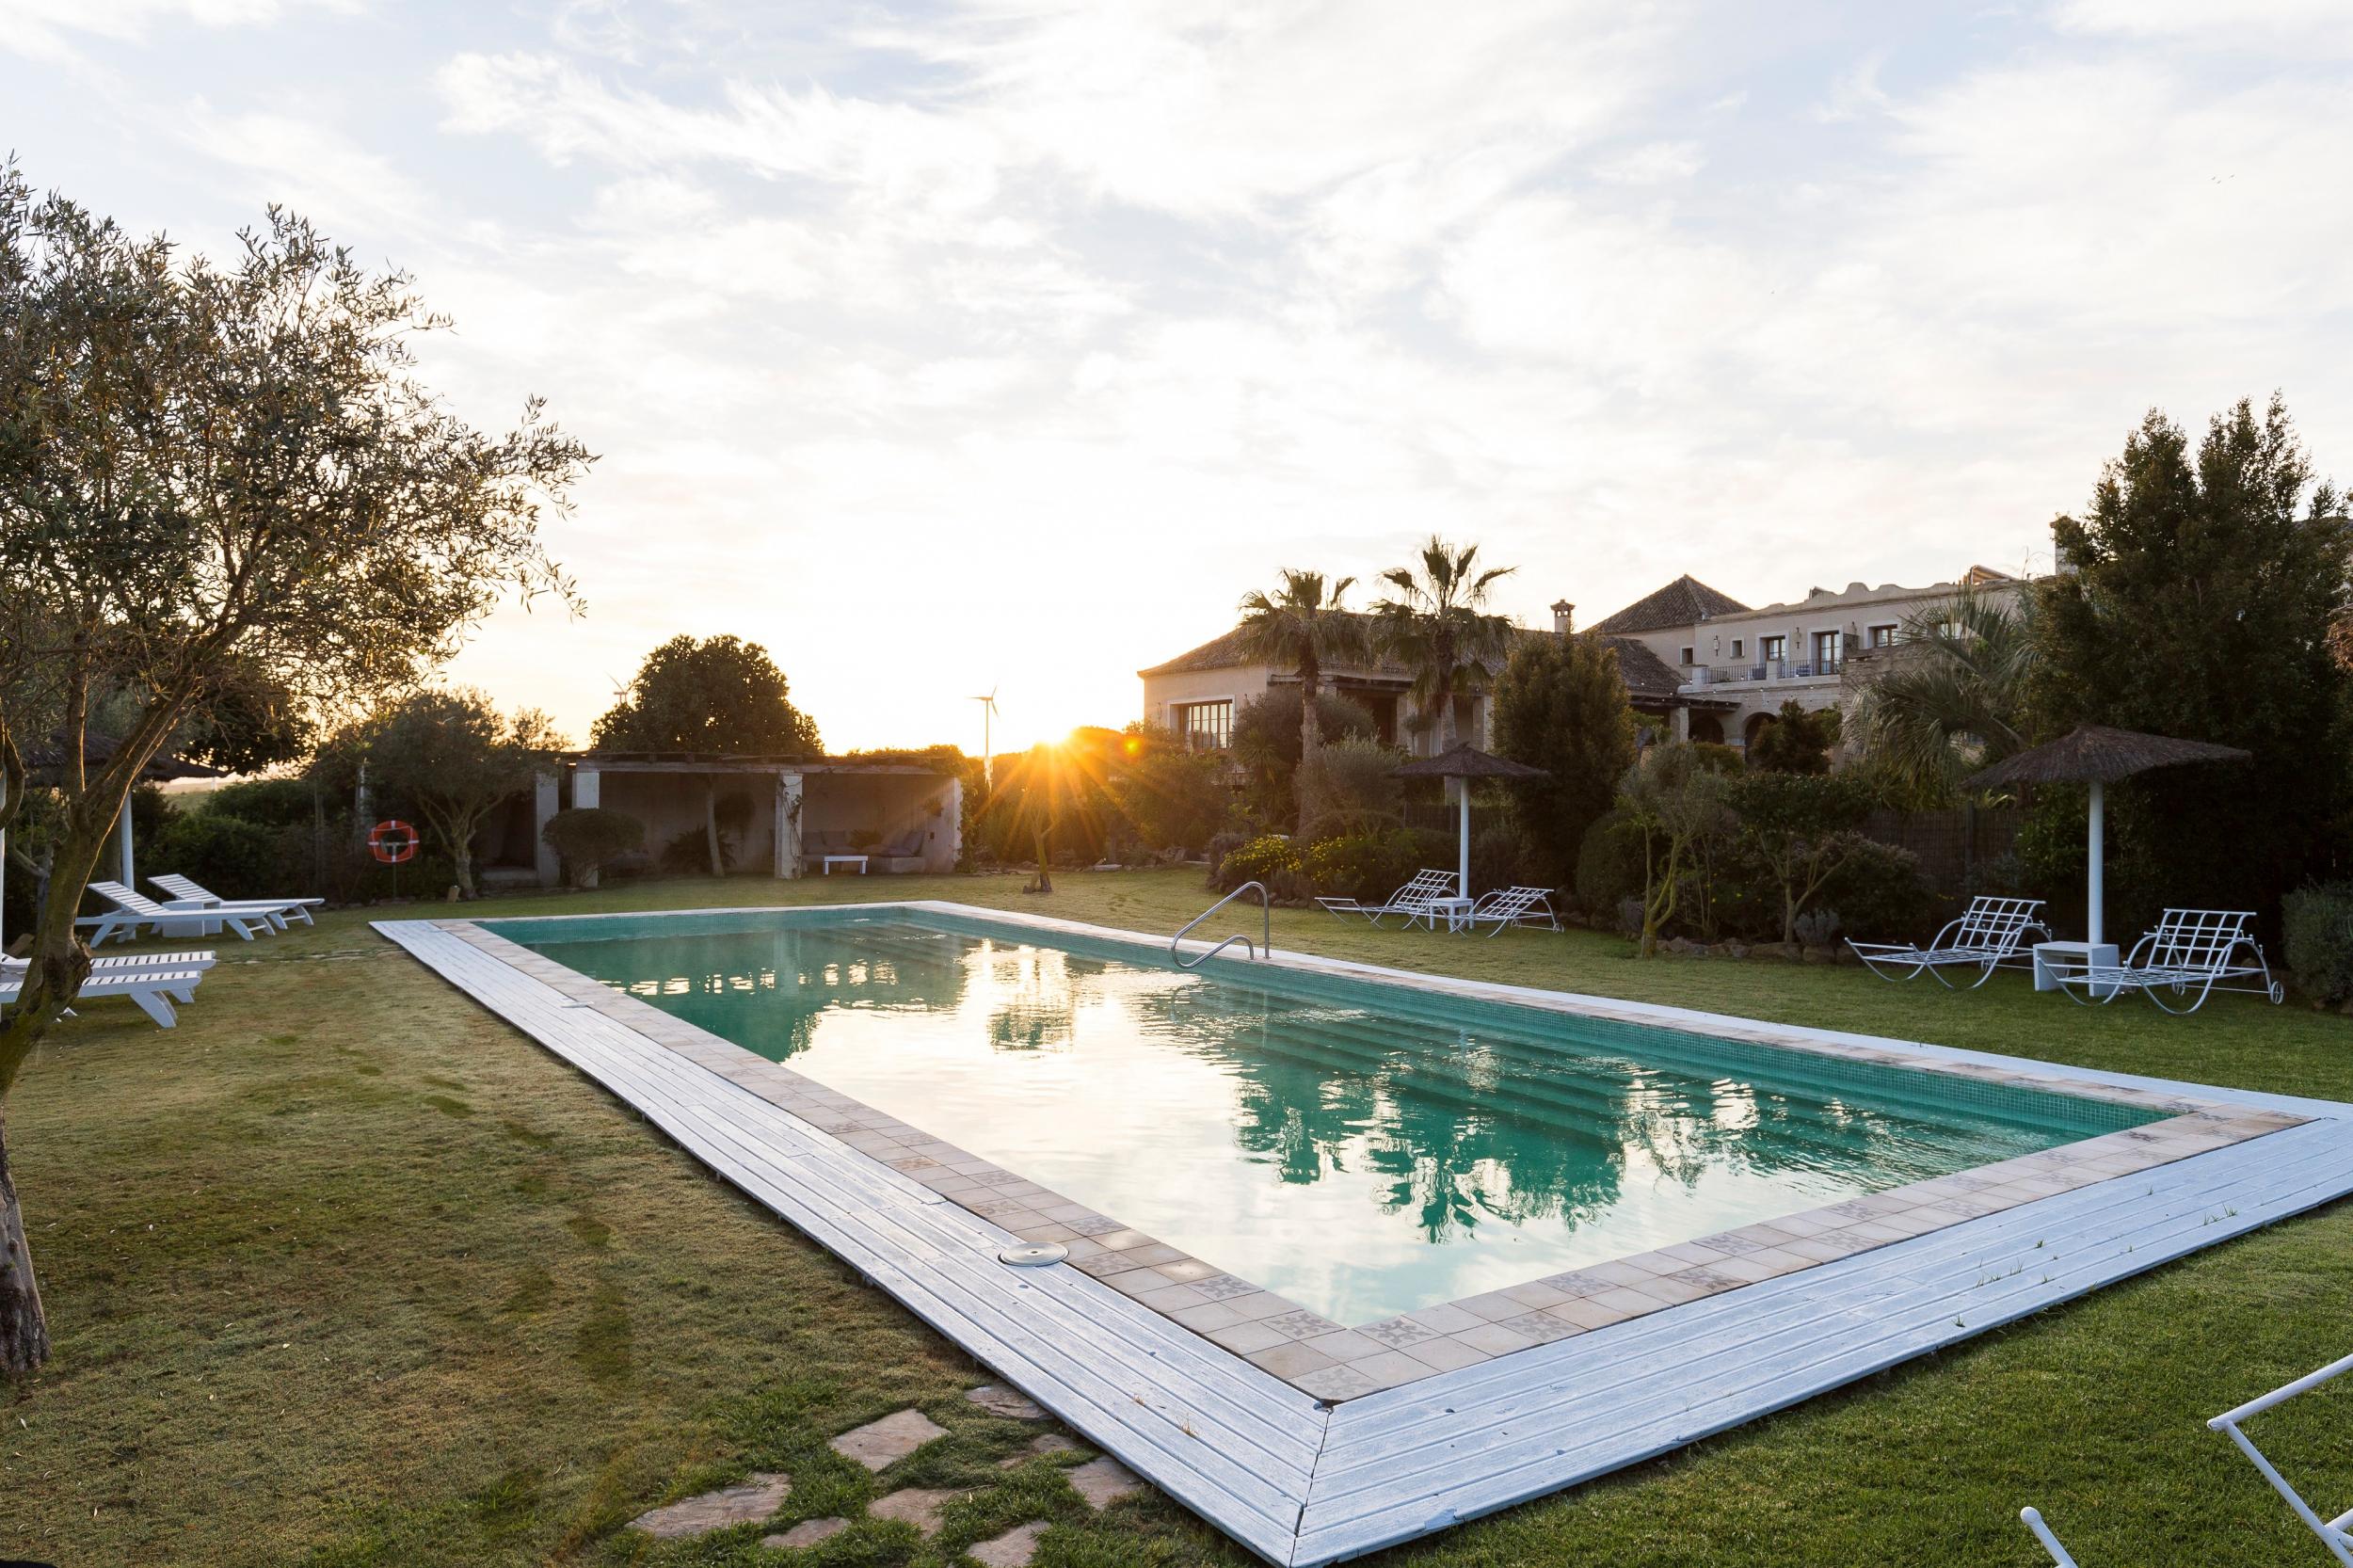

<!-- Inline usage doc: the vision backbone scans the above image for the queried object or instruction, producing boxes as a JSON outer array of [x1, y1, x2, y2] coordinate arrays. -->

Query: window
[[1760, 634, 1785, 664], [1730, 638, 1744, 659], [1679, 647, 1694, 665], [1813, 630, 1841, 670], [1176, 699, 1233, 751], [1867, 623, 1897, 648]]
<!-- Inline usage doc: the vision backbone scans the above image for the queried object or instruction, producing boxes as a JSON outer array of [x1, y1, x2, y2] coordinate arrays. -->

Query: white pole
[[1457, 784, 1470, 898], [2087, 778, 2105, 948]]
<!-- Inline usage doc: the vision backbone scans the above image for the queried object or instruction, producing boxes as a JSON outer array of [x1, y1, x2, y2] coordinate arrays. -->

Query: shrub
[[1820, 837, 1932, 942], [1574, 811, 1645, 918], [541, 808, 646, 887], [1302, 828, 1425, 905], [147, 810, 280, 900], [1204, 830, 1249, 885], [2283, 883, 2353, 1003], [1469, 818, 1536, 894], [1216, 834, 1300, 891], [203, 776, 319, 829], [1297, 738, 1406, 836]]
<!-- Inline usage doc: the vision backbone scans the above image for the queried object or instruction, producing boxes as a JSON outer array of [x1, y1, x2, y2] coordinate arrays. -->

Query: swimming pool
[[489, 905, 2160, 1324]]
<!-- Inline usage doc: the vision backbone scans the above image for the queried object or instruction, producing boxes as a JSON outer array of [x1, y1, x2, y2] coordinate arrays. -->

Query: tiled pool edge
[[452, 911, 2296, 1402], [379, 905, 2353, 1566]]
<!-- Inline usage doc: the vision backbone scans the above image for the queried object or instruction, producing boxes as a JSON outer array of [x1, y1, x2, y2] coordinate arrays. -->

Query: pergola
[[2, 733, 223, 946]]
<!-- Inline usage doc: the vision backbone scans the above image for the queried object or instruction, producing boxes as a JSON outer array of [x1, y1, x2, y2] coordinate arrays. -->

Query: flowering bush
[[1216, 833, 1300, 890]]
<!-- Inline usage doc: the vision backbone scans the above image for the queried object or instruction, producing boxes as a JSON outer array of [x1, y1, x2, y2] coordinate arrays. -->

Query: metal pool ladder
[[1173, 881, 1269, 968]]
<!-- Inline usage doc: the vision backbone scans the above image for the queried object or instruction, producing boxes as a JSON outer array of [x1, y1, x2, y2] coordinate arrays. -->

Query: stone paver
[[966, 1383, 1048, 1420], [968, 1520, 1049, 1566], [829, 1408, 948, 1471], [998, 1432, 1080, 1468], [869, 1486, 962, 1537], [762, 1516, 849, 1548], [1065, 1455, 1144, 1511], [628, 1472, 791, 1538]]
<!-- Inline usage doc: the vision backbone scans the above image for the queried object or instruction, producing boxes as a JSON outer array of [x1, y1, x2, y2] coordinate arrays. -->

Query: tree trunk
[[704, 778, 724, 877], [1296, 664, 1322, 835], [0, 1111, 49, 1378], [1032, 828, 1052, 893]]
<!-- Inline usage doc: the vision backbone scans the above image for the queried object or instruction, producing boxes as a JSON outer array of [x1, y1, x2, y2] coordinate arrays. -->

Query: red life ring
[[368, 819, 419, 865]]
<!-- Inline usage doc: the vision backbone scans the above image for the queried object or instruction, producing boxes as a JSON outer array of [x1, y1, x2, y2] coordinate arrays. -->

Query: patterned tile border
[[440, 908, 2306, 1403]]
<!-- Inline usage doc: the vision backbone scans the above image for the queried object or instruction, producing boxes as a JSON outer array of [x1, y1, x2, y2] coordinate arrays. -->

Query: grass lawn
[[5, 867, 2349, 1566]]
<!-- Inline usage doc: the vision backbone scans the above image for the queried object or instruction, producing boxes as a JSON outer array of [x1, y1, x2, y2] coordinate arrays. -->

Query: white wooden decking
[[379, 909, 2353, 1566]]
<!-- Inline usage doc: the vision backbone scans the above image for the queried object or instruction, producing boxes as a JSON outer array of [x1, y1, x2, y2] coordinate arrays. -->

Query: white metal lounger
[[151, 872, 322, 928], [2209, 1351, 2353, 1565], [1315, 868, 1459, 927], [79, 881, 280, 944], [1468, 886, 1561, 936], [0, 963, 210, 1028], [1847, 896, 2050, 988], [2046, 907, 2285, 1014]]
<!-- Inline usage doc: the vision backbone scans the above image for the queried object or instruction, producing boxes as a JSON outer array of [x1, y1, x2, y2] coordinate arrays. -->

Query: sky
[[5, 2, 2349, 754]]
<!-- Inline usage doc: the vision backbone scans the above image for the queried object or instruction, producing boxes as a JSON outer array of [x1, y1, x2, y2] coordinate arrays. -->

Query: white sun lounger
[[1467, 886, 1561, 936], [2047, 908, 2285, 1014], [78, 881, 280, 944], [2208, 1351, 2353, 1565], [150, 872, 321, 929], [1847, 896, 2050, 988], [0, 962, 210, 1028], [1315, 868, 1459, 927]]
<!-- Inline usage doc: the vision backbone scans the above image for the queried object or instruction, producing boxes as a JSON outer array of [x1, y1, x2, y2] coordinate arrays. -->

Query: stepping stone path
[[966, 1383, 1048, 1420], [762, 1516, 848, 1548], [1065, 1455, 1144, 1511], [828, 1408, 948, 1471], [869, 1485, 961, 1538], [997, 1433, 1079, 1469], [968, 1520, 1049, 1567], [627, 1472, 792, 1539]]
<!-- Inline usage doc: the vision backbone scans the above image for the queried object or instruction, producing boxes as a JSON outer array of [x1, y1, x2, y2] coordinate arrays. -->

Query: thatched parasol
[[1962, 724, 2250, 945], [1393, 743, 1548, 897]]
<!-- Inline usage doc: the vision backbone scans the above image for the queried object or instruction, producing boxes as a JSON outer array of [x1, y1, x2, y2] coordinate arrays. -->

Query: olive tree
[[0, 168, 590, 1374], [360, 690, 565, 897]]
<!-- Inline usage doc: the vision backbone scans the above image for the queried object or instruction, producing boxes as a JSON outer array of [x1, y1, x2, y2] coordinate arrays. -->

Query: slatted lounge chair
[[78, 881, 279, 944], [1315, 868, 1459, 926], [1847, 896, 2050, 988], [0, 962, 209, 1028], [2207, 1350, 2353, 1564], [2047, 908, 2285, 1014], [151, 872, 321, 928], [1468, 886, 1561, 936]]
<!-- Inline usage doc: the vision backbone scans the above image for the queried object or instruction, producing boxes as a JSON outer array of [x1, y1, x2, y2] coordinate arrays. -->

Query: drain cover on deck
[[998, 1242, 1067, 1267]]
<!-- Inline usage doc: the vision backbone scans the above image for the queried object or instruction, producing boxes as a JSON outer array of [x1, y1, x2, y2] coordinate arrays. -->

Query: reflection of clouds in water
[[528, 918, 2123, 1323]]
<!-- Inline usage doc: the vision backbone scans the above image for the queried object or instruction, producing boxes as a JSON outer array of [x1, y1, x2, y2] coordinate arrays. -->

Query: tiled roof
[[1136, 613, 1412, 679], [1600, 636, 1683, 702], [1588, 575, 1750, 635], [1141, 618, 1688, 707]]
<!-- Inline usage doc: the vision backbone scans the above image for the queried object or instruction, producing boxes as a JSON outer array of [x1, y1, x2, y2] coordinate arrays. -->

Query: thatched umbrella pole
[[1961, 725, 2250, 945], [1392, 743, 1548, 898]]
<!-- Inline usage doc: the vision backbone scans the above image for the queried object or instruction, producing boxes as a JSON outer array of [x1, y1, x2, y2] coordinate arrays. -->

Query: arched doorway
[[1742, 712, 1774, 752], [1688, 712, 1724, 744]]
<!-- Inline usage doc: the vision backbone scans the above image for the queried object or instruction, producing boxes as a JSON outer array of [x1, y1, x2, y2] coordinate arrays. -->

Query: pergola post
[[1456, 788, 1471, 898], [573, 767, 600, 888], [116, 803, 136, 889], [2086, 778, 2105, 948], [775, 772, 804, 879]]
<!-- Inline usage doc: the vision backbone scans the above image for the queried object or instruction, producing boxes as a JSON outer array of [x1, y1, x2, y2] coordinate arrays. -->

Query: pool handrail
[[1173, 881, 1269, 969]]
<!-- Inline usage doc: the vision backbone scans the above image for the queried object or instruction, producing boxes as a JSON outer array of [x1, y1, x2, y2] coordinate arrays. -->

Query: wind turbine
[[969, 687, 1000, 789]]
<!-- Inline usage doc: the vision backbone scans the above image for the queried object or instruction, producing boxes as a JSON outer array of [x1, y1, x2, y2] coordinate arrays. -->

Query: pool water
[[492, 909, 2158, 1324]]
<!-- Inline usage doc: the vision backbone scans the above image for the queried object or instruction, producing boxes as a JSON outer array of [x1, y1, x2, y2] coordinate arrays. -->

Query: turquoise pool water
[[489, 908, 2158, 1324]]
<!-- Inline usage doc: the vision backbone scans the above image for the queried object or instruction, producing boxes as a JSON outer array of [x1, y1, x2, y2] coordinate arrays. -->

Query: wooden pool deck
[[377, 906, 2353, 1565]]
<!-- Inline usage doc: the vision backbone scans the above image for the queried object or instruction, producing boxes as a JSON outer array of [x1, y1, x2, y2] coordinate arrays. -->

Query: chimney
[[1551, 599, 1575, 635]]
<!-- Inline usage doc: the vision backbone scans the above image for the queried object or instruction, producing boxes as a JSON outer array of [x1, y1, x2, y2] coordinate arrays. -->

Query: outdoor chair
[[2208, 1351, 2353, 1564], [1468, 886, 1561, 936], [77, 881, 280, 945], [1315, 868, 1459, 927], [1847, 896, 2051, 988], [150, 872, 321, 928], [0, 961, 211, 1029], [2046, 908, 2285, 1014]]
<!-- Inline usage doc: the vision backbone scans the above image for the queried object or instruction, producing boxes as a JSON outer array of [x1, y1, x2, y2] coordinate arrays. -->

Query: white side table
[[821, 855, 869, 876], [2033, 940, 2120, 1000], [1427, 896, 1476, 934]]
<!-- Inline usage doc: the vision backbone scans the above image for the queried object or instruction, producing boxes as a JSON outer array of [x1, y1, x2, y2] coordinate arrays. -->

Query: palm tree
[[1373, 536, 1517, 752], [1234, 570, 1367, 831], [1843, 584, 2038, 802]]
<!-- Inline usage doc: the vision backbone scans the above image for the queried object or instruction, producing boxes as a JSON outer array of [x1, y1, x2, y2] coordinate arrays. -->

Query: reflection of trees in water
[[965, 940, 1102, 1054]]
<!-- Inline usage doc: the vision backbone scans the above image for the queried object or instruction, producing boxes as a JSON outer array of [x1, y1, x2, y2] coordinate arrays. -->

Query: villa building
[[1138, 565, 2018, 755]]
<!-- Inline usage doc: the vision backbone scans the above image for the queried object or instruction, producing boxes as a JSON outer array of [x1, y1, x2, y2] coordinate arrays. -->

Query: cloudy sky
[[5, 2, 2348, 752]]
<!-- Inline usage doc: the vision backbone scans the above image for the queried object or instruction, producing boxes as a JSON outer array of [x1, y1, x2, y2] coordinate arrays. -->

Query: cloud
[[0, 0, 351, 61]]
